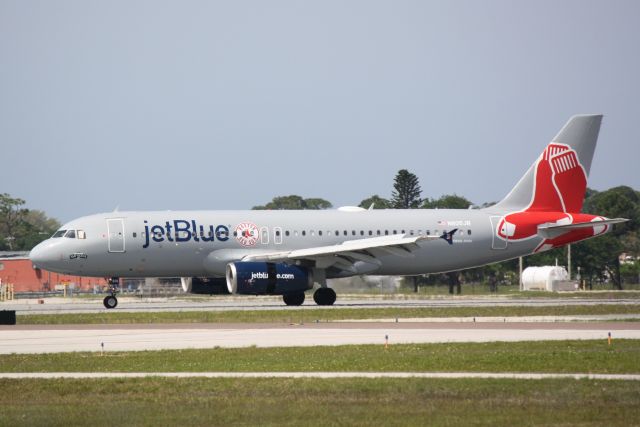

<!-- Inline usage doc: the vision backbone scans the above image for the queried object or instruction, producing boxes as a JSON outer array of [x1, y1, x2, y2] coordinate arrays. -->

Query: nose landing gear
[[103, 277, 119, 309]]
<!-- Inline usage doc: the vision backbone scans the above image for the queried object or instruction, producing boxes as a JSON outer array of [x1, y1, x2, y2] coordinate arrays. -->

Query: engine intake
[[226, 262, 313, 295]]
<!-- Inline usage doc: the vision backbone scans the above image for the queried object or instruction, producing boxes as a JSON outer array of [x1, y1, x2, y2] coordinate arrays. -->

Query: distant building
[[0, 252, 107, 292]]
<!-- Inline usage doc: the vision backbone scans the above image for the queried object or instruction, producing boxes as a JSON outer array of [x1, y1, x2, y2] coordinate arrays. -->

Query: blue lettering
[[142, 220, 231, 248], [174, 220, 192, 242], [216, 225, 230, 241], [200, 225, 215, 242], [143, 221, 150, 248], [165, 221, 174, 242], [151, 225, 165, 242]]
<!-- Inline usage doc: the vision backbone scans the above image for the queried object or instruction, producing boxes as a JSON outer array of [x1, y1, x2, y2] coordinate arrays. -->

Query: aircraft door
[[260, 227, 269, 244], [490, 216, 507, 250], [107, 218, 126, 253]]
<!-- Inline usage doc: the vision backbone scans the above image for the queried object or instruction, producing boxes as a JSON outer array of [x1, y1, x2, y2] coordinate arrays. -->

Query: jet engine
[[181, 277, 230, 294], [226, 262, 313, 295]]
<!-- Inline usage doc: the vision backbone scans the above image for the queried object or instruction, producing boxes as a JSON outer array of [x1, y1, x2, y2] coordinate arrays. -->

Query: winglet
[[440, 229, 458, 245]]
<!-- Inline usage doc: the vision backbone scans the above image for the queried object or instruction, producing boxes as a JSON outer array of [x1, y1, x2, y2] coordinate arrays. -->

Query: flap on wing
[[537, 218, 628, 239]]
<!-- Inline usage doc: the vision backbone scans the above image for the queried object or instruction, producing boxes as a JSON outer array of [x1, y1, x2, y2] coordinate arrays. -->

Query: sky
[[1, 0, 639, 223]]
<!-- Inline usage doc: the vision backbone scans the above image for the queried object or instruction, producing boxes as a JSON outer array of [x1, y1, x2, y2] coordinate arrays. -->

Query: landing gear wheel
[[283, 292, 305, 306], [103, 295, 118, 309], [313, 287, 337, 306]]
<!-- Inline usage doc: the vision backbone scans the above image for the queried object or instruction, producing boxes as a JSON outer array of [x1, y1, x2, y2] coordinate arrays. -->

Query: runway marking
[[1, 372, 639, 381]]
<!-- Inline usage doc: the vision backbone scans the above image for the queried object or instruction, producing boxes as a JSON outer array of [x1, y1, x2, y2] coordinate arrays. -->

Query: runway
[[1, 322, 638, 354], [4, 295, 640, 315]]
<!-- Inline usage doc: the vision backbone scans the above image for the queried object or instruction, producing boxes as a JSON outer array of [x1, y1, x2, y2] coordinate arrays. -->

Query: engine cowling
[[226, 262, 313, 295], [181, 277, 230, 294]]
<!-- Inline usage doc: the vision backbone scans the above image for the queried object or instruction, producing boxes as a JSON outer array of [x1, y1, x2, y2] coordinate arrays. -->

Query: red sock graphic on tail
[[549, 149, 587, 213], [528, 143, 568, 212]]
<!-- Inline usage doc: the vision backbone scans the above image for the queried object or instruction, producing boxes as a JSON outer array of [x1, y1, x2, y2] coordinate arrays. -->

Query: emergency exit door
[[107, 218, 125, 253]]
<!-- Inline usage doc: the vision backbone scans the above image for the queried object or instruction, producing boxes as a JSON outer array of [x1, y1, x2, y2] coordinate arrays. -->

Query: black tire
[[103, 295, 118, 309], [313, 288, 337, 306], [283, 292, 305, 306]]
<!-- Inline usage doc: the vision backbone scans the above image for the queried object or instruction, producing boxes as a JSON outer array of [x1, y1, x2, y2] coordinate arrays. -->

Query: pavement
[[1, 322, 638, 354], [3, 295, 640, 314]]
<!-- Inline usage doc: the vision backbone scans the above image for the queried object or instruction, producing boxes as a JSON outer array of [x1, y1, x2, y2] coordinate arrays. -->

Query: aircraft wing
[[242, 230, 457, 273], [537, 218, 628, 239]]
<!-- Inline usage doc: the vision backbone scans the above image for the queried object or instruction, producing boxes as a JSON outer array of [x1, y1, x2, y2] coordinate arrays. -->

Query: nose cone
[[29, 240, 57, 269]]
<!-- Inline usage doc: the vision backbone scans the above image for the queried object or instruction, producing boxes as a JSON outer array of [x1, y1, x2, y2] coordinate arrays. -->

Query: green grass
[[17, 303, 640, 325], [1, 340, 638, 374], [0, 377, 638, 426]]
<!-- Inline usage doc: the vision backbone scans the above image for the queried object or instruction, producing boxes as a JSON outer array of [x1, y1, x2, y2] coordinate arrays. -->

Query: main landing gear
[[282, 292, 305, 306], [103, 277, 119, 309], [281, 288, 337, 306], [313, 287, 336, 306]]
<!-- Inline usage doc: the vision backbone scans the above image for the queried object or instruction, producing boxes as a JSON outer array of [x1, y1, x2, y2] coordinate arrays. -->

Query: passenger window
[[335, 231, 339, 236], [385, 230, 389, 235], [468, 229, 472, 235], [360, 230, 364, 236], [352, 230, 356, 236], [302, 231, 306, 236], [393, 230, 397, 234], [276, 230, 281, 236], [376, 230, 381, 235], [285, 231, 290, 237], [368, 230, 373, 236], [77, 230, 86, 239], [132, 232, 137, 238], [64, 230, 76, 239], [318, 231, 322, 236], [343, 230, 347, 236]]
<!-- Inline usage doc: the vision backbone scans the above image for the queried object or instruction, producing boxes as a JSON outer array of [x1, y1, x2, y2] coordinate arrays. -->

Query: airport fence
[[0, 283, 15, 301]]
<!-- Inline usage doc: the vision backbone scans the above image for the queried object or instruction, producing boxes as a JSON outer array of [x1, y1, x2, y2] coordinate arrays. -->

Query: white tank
[[522, 266, 568, 291]]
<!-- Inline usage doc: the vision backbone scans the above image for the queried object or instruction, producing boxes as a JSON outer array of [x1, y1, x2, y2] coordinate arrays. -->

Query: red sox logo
[[235, 222, 259, 247], [497, 143, 607, 252]]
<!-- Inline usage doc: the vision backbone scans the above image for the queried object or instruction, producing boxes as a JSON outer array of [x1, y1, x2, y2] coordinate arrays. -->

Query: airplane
[[29, 114, 628, 308]]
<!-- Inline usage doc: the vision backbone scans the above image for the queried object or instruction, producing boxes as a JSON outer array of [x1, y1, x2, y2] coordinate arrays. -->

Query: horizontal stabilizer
[[537, 218, 628, 239]]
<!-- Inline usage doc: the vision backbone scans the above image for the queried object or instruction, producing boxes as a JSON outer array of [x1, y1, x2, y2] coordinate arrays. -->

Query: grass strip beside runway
[[16, 303, 640, 324], [0, 377, 638, 426], [1, 340, 638, 374]]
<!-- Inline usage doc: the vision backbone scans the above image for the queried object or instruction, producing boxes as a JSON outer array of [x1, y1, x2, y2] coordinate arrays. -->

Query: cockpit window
[[77, 230, 86, 239], [64, 230, 76, 239], [52, 230, 66, 238]]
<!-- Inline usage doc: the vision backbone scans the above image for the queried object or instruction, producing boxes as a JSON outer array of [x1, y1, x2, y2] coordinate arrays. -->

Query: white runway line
[[1, 372, 639, 381], [2, 327, 640, 354]]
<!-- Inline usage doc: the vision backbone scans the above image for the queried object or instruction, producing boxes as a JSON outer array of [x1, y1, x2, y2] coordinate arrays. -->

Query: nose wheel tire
[[283, 292, 305, 306], [103, 295, 118, 309], [313, 288, 336, 306]]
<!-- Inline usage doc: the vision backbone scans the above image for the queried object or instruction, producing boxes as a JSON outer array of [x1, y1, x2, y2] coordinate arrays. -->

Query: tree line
[[0, 193, 60, 251]]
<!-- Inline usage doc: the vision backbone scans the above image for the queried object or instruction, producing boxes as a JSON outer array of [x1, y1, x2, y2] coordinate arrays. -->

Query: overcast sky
[[1, 0, 639, 222]]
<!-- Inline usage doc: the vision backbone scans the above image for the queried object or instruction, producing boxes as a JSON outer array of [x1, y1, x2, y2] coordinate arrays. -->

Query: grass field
[[16, 303, 640, 325], [0, 377, 638, 426], [1, 340, 638, 374]]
